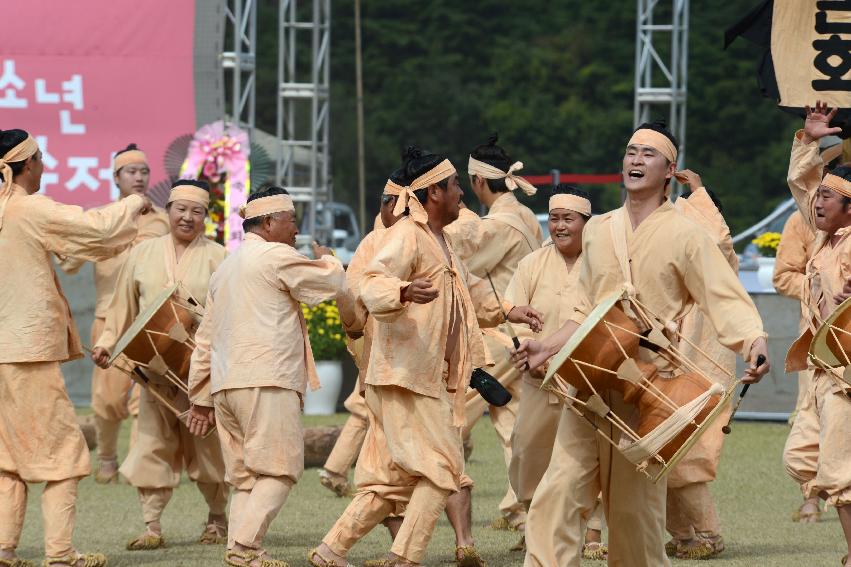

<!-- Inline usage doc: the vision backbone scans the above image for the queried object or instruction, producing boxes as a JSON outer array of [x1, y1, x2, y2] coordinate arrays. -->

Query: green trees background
[[252, 0, 800, 234]]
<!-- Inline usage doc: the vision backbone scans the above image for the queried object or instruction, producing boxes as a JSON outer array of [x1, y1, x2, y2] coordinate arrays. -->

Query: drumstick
[[722, 354, 766, 435], [484, 271, 521, 350]]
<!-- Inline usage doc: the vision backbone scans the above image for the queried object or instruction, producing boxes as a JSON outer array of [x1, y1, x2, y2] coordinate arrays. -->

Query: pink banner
[[0, 0, 197, 207]]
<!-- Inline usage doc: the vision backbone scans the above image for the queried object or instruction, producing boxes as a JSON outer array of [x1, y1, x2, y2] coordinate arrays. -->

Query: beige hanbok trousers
[[0, 362, 91, 557], [524, 393, 670, 567], [215, 387, 302, 549], [90, 317, 140, 462], [784, 370, 851, 507], [463, 333, 524, 521], [323, 383, 463, 563], [120, 386, 228, 523], [324, 389, 369, 476]]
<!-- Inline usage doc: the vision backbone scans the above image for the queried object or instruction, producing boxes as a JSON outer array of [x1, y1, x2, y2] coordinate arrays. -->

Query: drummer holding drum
[[512, 121, 769, 567], [782, 101, 851, 567], [91, 179, 229, 552]]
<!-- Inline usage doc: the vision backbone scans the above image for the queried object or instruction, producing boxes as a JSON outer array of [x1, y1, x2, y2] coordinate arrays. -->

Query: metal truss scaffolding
[[633, 0, 689, 176], [277, 0, 332, 237], [222, 0, 257, 134]]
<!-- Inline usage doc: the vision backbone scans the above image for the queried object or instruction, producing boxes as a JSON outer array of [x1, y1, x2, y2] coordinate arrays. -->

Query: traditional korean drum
[[808, 296, 851, 387], [108, 282, 205, 427], [542, 287, 734, 482]]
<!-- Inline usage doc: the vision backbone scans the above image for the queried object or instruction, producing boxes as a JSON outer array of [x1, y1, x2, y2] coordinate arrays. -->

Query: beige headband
[[113, 149, 148, 173], [0, 135, 39, 230], [627, 129, 678, 163], [467, 156, 537, 196], [168, 184, 210, 207], [822, 173, 851, 199], [384, 179, 404, 196], [549, 193, 591, 216], [238, 194, 295, 219], [392, 159, 457, 224]]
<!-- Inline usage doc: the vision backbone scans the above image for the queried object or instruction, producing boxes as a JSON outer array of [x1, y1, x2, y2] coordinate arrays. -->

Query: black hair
[[470, 133, 512, 193], [400, 145, 450, 205], [0, 129, 34, 180], [681, 186, 724, 213], [243, 185, 291, 232], [114, 143, 148, 175], [830, 165, 851, 206], [551, 184, 592, 220], [166, 179, 211, 210]]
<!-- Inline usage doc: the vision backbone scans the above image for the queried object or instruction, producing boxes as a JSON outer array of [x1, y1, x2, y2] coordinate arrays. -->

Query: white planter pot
[[303, 360, 343, 415], [757, 257, 776, 292]]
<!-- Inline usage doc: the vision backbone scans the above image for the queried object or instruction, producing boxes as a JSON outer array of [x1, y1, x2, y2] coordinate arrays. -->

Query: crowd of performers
[[1, 100, 850, 567]]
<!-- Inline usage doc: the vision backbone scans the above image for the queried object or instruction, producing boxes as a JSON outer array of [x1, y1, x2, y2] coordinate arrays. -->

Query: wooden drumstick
[[722, 354, 766, 435], [485, 271, 521, 350]]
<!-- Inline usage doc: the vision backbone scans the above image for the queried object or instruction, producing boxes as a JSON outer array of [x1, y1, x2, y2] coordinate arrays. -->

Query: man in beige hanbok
[[781, 102, 851, 567], [444, 135, 544, 531], [512, 123, 769, 567], [91, 180, 229, 551], [665, 171, 739, 559], [187, 187, 345, 567], [0, 129, 152, 567], [310, 149, 542, 567], [320, 174, 405, 498], [505, 186, 607, 559], [58, 144, 169, 483]]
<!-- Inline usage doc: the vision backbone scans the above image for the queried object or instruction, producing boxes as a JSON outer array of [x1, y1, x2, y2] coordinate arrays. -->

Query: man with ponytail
[[310, 147, 542, 567], [446, 133, 543, 533], [0, 128, 153, 567], [58, 143, 169, 484]]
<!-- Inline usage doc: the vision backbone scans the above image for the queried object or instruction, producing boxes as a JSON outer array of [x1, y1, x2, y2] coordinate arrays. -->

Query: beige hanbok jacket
[[95, 233, 226, 355], [188, 233, 344, 404], [571, 200, 764, 363], [360, 215, 509, 424], [58, 206, 169, 317], [0, 186, 146, 363], [773, 210, 816, 302]]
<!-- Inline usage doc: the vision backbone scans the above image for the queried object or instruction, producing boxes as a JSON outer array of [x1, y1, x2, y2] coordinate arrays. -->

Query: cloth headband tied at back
[[392, 159, 457, 224], [238, 194, 295, 219], [467, 156, 537, 196]]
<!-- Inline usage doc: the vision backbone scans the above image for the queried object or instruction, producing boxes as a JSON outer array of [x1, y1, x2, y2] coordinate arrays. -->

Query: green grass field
[[13, 413, 848, 566]]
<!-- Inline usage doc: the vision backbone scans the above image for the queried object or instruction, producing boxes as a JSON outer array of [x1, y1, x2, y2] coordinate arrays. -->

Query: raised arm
[[773, 211, 811, 300], [789, 102, 843, 232], [31, 194, 149, 261], [275, 242, 346, 306]]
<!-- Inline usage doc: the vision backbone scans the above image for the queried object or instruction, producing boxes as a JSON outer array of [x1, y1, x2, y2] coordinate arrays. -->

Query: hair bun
[[125, 143, 139, 151], [486, 132, 499, 146], [402, 145, 423, 162]]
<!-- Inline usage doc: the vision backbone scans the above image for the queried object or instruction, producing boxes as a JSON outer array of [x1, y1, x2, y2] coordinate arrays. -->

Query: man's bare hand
[[802, 101, 843, 144], [510, 339, 554, 371], [91, 347, 111, 369], [187, 405, 215, 437], [402, 279, 439, 304], [674, 169, 702, 189], [743, 336, 770, 384], [507, 305, 544, 333], [312, 241, 334, 258]]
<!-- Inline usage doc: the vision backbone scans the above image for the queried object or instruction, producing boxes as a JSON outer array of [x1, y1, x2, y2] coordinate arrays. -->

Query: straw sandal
[[41, 553, 107, 567], [509, 535, 526, 552], [319, 470, 352, 498], [582, 542, 608, 561], [94, 460, 118, 485], [455, 546, 485, 567], [225, 549, 288, 567], [199, 520, 228, 545], [696, 532, 725, 557], [791, 500, 821, 523], [126, 530, 165, 551], [0, 558, 34, 567], [306, 548, 355, 567]]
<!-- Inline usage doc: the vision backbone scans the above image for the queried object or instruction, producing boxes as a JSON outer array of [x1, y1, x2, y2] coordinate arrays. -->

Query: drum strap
[[483, 212, 541, 252], [610, 208, 634, 292]]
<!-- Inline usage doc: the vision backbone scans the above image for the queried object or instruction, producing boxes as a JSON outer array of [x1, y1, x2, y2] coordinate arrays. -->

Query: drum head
[[810, 295, 851, 368], [543, 287, 628, 386]]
